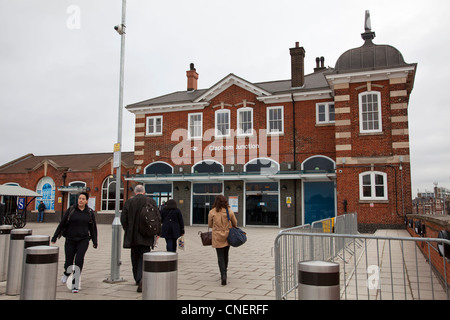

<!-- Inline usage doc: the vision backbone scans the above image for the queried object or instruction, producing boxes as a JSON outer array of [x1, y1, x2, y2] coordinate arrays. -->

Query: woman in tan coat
[[208, 195, 237, 285]]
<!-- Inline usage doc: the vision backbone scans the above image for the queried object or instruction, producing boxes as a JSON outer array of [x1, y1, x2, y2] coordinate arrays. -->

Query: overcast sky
[[1, 0, 449, 196]]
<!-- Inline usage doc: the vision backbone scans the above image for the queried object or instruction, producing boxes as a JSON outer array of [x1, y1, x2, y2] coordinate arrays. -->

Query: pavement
[[0, 222, 279, 300], [0, 222, 448, 301]]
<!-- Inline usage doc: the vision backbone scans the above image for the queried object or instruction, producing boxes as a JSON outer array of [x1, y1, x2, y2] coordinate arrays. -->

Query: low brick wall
[[405, 214, 450, 287]]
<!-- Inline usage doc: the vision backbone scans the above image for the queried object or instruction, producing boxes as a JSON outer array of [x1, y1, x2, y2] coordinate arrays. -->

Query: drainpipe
[[292, 93, 298, 226]]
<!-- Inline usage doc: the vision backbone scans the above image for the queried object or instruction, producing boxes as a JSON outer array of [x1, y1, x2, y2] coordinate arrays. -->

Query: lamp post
[[107, 0, 126, 283]]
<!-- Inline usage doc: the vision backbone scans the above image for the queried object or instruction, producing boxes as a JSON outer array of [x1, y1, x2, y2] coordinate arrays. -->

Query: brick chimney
[[290, 42, 305, 88], [186, 63, 199, 91]]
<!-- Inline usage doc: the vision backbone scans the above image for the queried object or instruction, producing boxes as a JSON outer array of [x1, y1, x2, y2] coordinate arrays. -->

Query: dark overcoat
[[121, 194, 157, 248]]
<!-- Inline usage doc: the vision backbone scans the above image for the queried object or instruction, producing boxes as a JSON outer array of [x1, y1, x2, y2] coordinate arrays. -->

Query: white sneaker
[[61, 274, 68, 284]]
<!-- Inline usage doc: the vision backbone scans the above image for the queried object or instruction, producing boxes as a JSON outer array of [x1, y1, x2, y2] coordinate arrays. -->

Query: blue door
[[304, 181, 335, 225]]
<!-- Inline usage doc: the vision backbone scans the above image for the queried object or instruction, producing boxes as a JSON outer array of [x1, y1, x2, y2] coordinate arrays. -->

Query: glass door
[[245, 182, 279, 226], [192, 183, 222, 225]]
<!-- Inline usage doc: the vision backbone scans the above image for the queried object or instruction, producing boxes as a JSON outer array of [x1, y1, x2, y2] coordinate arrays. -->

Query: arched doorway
[[301, 156, 336, 225]]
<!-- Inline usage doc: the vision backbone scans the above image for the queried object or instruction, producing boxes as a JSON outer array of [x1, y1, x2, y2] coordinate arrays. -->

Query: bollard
[[143, 252, 177, 300], [20, 235, 51, 296], [0, 225, 13, 281], [6, 228, 32, 295], [298, 260, 340, 300], [21, 245, 59, 300]]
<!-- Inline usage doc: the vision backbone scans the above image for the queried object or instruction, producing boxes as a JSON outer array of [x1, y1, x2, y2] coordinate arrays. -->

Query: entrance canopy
[[125, 170, 336, 183], [0, 185, 41, 197]]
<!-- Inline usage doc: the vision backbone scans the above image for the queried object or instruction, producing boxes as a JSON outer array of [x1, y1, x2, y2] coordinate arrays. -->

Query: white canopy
[[0, 185, 41, 197]]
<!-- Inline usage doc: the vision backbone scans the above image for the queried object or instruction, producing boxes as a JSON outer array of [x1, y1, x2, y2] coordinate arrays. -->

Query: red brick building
[[124, 17, 417, 232], [0, 14, 417, 231]]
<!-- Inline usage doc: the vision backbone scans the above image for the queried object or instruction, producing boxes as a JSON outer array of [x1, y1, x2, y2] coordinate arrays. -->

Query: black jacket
[[121, 194, 157, 248], [161, 207, 185, 239], [52, 205, 98, 246]]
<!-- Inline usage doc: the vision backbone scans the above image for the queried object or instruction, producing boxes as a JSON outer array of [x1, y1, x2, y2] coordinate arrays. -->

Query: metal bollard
[[143, 252, 177, 300], [21, 246, 59, 300], [298, 260, 340, 300], [0, 225, 13, 281], [6, 228, 32, 295]]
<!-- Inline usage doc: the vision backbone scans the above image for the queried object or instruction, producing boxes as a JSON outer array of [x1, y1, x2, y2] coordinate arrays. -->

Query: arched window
[[245, 158, 279, 175], [359, 171, 388, 201], [36, 177, 55, 211], [144, 162, 173, 207], [101, 176, 123, 211], [192, 160, 224, 174], [302, 156, 335, 173]]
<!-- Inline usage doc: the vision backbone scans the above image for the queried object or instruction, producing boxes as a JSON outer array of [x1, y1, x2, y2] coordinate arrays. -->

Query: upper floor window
[[267, 106, 284, 135], [188, 113, 203, 139], [215, 109, 230, 138], [316, 102, 335, 124], [146, 116, 163, 135], [359, 92, 382, 133], [359, 171, 387, 201], [237, 107, 253, 136]]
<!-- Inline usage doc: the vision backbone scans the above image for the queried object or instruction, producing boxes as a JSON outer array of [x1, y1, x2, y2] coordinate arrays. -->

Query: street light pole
[[108, 0, 126, 283]]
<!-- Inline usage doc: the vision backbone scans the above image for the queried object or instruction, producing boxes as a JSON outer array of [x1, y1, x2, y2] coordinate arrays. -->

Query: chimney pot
[[186, 63, 199, 91]]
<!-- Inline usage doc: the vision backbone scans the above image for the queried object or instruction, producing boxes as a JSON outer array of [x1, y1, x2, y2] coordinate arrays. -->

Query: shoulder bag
[[226, 208, 247, 247]]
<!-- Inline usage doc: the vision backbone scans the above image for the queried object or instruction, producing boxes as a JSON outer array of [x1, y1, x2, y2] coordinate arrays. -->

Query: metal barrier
[[274, 227, 450, 300]]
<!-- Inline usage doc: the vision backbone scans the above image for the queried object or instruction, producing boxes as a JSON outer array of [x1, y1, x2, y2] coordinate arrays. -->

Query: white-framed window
[[359, 171, 388, 201], [146, 116, 163, 135], [267, 106, 284, 134], [237, 107, 253, 136], [316, 102, 335, 124], [188, 113, 203, 139], [359, 92, 382, 133], [215, 109, 230, 137]]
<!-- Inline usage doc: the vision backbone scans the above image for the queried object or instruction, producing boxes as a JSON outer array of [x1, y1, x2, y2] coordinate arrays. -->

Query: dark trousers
[[216, 246, 230, 278], [64, 238, 90, 276], [131, 245, 150, 284], [165, 238, 177, 252]]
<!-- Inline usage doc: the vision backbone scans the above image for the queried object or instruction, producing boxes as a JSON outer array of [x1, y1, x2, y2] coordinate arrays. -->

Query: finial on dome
[[361, 10, 376, 43]]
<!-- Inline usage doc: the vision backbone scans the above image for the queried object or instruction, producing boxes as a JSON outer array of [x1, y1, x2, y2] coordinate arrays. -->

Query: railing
[[274, 215, 450, 300]]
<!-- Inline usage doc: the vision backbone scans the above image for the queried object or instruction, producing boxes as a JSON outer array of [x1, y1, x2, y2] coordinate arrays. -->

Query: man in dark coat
[[120, 184, 158, 292]]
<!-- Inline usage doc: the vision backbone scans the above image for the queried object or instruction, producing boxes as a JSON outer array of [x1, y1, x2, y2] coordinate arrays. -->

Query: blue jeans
[[165, 238, 177, 252], [37, 211, 44, 222]]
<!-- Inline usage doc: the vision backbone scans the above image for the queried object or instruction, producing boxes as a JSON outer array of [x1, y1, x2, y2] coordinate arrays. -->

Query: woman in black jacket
[[51, 192, 97, 293], [160, 199, 184, 252]]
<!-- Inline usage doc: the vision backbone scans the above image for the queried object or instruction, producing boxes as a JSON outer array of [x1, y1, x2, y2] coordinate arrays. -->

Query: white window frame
[[215, 109, 230, 138], [146, 116, 163, 135], [359, 171, 388, 201], [188, 113, 203, 139], [237, 107, 253, 136], [316, 102, 335, 124], [359, 91, 382, 133], [267, 106, 284, 135]]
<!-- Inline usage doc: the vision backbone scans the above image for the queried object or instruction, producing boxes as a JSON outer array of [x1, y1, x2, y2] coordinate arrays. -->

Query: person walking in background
[[121, 184, 159, 292], [160, 199, 184, 252], [37, 201, 46, 222], [208, 195, 237, 285], [51, 192, 97, 293]]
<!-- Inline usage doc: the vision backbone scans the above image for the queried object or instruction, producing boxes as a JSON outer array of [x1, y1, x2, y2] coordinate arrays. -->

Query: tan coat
[[208, 207, 237, 248]]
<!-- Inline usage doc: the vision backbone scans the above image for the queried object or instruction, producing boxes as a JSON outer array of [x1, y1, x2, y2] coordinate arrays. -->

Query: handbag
[[226, 208, 247, 247], [198, 229, 212, 246]]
